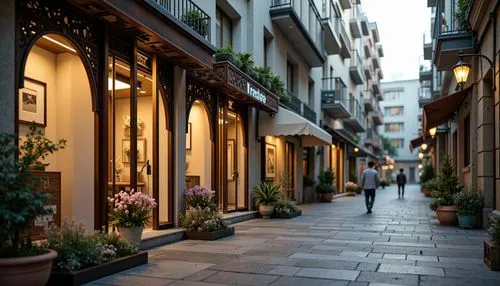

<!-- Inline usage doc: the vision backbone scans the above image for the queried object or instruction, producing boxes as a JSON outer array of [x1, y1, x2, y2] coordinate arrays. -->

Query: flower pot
[[423, 187, 432, 197], [118, 226, 144, 248], [186, 227, 235, 240], [485, 240, 500, 271], [259, 204, 275, 219], [457, 213, 477, 229], [320, 192, 333, 202], [436, 206, 458, 225], [0, 249, 57, 286]]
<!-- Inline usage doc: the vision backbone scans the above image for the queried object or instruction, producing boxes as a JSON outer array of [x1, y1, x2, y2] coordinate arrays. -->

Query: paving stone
[[367, 253, 383, 259], [90, 274, 174, 285], [416, 260, 489, 270], [169, 281, 232, 286], [204, 272, 279, 286], [295, 259, 359, 270], [125, 260, 215, 279], [209, 262, 275, 274], [356, 262, 379, 272], [444, 267, 500, 280], [438, 256, 484, 263], [356, 272, 418, 286], [235, 255, 299, 266], [340, 251, 369, 257], [294, 267, 360, 281], [406, 255, 438, 261], [268, 266, 302, 276], [419, 275, 500, 286], [150, 250, 235, 264], [382, 254, 406, 260], [347, 282, 369, 286], [377, 263, 444, 276], [270, 276, 348, 286]]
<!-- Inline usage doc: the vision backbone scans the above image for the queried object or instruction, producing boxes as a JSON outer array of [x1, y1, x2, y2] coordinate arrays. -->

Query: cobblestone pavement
[[89, 184, 500, 286]]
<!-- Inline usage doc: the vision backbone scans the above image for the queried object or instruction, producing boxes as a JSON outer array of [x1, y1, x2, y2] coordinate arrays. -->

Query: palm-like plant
[[253, 181, 281, 206], [236, 52, 255, 75]]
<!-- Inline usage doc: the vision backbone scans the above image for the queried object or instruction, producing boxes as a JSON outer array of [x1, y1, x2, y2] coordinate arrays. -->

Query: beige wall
[[23, 45, 94, 228], [186, 102, 212, 187]]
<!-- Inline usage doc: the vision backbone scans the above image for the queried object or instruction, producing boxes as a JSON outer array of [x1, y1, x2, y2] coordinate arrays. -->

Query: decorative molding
[[186, 76, 216, 139], [109, 36, 132, 61]]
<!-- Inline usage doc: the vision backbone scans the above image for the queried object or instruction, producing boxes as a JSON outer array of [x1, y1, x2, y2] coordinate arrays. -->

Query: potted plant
[[420, 163, 435, 193], [316, 169, 337, 202], [429, 156, 463, 225], [485, 215, 500, 271], [181, 9, 208, 37], [0, 126, 65, 286], [214, 46, 240, 66], [345, 181, 359, 196], [181, 186, 234, 240], [422, 179, 437, 197], [253, 66, 273, 90], [253, 181, 280, 218], [379, 179, 389, 189], [236, 52, 255, 77], [303, 175, 316, 203], [273, 199, 301, 219], [108, 190, 157, 248], [453, 187, 484, 229]]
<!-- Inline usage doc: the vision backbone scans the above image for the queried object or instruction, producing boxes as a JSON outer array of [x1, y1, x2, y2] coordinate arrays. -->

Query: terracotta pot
[[485, 240, 500, 271], [0, 249, 57, 286], [436, 206, 458, 225], [423, 187, 432, 197], [320, 192, 333, 202], [118, 226, 144, 248], [259, 204, 275, 219]]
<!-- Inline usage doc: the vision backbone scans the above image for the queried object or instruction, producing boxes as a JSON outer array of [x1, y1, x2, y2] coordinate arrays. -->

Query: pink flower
[[125, 210, 129, 214]]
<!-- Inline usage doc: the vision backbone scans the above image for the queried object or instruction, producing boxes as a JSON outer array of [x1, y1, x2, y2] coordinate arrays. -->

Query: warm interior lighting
[[418, 163, 423, 169], [389, 164, 394, 169], [452, 58, 470, 85], [418, 152, 424, 159], [108, 78, 130, 91], [421, 143, 428, 151], [331, 144, 336, 149], [42, 35, 77, 53], [140, 90, 146, 94], [429, 127, 437, 138], [354, 147, 359, 152]]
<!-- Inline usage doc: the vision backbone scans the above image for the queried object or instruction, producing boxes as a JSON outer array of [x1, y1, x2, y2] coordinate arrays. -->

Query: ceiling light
[[108, 78, 130, 90], [42, 35, 76, 53]]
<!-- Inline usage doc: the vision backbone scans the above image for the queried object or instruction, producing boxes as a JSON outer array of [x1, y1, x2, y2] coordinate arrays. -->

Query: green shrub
[[316, 169, 337, 194], [303, 175, 316, 187], [214, 46, 240, 66], [181, 206, 228, 232], [380, 179, 390, 187], [430, 156, 463, 211], [274, 200, 298, 216], [489, 215, 500, 244], [453, 187, 484, 215], [420, 163, 434, 183], [253, 181, 281, 205]]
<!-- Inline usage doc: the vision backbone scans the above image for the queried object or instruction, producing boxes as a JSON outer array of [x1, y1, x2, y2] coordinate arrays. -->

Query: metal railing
[[419, 87, 432, 99], [320, 0, 340, 37], [423, 31, 432, 45], [271, 0, 324, 50], [284, 90, 302, 114], [321, 77, 348, 105], [349, 98, 364, 123], [350, 49, 363, 71], [338, 18, 352, 51], [151, 0, 211, 41], [302, 103, 317, 123], [434, 0, 469, 37], [419, 55, 432, 73]]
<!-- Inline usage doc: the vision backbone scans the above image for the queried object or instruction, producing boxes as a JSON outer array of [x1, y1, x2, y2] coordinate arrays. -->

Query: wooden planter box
[[345, 191, 356, 197], [274, 210, 302, 219], [47, 252, 148, 286], [186, 226, 235, 241], [485, 240, 500, 271]]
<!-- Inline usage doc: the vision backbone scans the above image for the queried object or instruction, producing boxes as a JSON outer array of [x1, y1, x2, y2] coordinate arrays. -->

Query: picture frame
[[19, 77, 46, 127], [227, 139, 236, 181], [186, 123, 192, 150], [122, 139, 147, 163], [265, 143, 277, 180]]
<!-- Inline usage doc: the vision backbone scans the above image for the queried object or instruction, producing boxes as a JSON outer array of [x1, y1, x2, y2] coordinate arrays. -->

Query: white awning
[[259, 107, 332, 147]]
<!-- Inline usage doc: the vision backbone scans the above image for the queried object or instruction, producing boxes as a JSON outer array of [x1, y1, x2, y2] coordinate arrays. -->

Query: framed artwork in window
[[265, 143, 276, 180], [19, 77, 46, 127], [122, 139, 147, 163]]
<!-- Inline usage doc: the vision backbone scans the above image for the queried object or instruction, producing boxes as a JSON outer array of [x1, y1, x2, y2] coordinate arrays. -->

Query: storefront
[[14, 0, 215, 230]]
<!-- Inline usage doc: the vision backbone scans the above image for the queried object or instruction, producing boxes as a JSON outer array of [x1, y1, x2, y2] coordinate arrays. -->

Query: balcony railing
[[283, 90, 302, 115], [302, 103, 317, 123], [349, 49, 364, 84], [419, 87, 432, 100], [151, 0, 211, 41], [338, 18, 352, 53], [321, 77, 350, 118], [270, 0, 324, 51], [322, 77, 348, 103], [349, 98, 364, 123]]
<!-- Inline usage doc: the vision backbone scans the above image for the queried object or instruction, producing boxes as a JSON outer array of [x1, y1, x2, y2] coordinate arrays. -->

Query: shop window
[[302, 148, 312, 176], [464, 115, 470, 167], [390, 138, 404, 149], [226, 108, 247, 212], [385, 122, 404, 132], [384, 106, 404, 116], [186, 101, 212, 188], [216, 8, 233, 48], [285, 142, 295, 199]]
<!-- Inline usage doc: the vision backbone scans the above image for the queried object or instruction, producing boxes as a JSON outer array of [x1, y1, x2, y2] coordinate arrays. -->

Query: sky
[[362, 0, 431, 82]]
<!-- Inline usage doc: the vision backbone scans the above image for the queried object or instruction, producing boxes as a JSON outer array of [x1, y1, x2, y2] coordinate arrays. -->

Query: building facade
[[380, 80, 420, 183], [0, 0, 384, 233]]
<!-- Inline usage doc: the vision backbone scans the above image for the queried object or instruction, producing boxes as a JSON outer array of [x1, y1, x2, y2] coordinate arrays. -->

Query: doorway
[[226, 109, 247, 211], [409, 166, 416, 183]]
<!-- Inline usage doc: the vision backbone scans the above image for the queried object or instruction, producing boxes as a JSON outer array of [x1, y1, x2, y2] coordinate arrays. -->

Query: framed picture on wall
[[227, 139, 236, 181], [19, 77, 46, 127], [265, 143, 276, 180], [122, 139, 147, 163], [186, 123, 192, 150]]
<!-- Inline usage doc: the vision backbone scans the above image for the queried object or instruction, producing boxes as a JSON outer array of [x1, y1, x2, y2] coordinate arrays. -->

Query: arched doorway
[[226, 107, 248, 211], [20, 34, 95, 228], [186, 100, 213, 189]]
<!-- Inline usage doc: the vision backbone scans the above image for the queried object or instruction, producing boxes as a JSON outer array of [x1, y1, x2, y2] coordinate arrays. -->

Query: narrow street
[[89, 185, 500, 286]]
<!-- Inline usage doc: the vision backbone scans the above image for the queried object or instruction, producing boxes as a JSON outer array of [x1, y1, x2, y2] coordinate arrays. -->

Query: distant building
[[379, 80, 420, 183]]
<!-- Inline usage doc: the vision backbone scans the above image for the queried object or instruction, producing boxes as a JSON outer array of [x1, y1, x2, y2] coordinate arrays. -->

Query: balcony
[[418, 87, 432, 108], [339, 0, 352, 10], [363, 93, 376, 112], [365, 128, 382, 151], [349, 3, 362, 39], [364, 61, 372, 80], [419, 56, 432, 82], [372, 54, 380, 69], [270, 0, 326, 67], [423, 31, 432, 60], [338, 18, 352, 59], [283, 90, 302, 115], [321, 77, 350, 119], [363, 39, 371, 58], [428, 0, 437, 7], [320, 0, 341, 55], [377, 44, 384, 57], [370, 22, 380, 42], [370, 108, 383, 126], [344, 98, 365, 132], [302, 102, 317, 123], [377, 68, 384, 80], [360, 13, 369, 36], [372, 81, 382, 100], [433, 0, 475, 70], [349, 50, 364, 85]]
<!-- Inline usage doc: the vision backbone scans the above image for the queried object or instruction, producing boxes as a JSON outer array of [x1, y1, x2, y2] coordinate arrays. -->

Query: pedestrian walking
[[396, 168, 407, 198], [361, 161, 380, 214]]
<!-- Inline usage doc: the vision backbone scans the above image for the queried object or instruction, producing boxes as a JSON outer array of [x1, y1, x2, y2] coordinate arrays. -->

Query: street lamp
[[418, 163, 423, 169], [418, 152, 424, 159], [429, 127, 437, 138], [452, 58, 471, 88], [354, 147, 359, 152], [421, 143, 428, 151]]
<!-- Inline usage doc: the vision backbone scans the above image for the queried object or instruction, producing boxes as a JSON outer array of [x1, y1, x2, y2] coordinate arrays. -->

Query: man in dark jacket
[[396, 168, 407, 198]]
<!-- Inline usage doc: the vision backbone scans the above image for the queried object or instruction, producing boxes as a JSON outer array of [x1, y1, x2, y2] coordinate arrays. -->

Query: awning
[[259, 107, 332, 146], [327, 127, 379, 159], [423, 86, 472, 131], [409, 136, 425, 152]]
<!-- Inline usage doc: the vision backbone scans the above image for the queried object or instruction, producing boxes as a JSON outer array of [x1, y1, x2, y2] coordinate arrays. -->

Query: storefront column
[[248, 108, 259, 210], [173, 66, 186, 226], [0, 0, 15, 134]]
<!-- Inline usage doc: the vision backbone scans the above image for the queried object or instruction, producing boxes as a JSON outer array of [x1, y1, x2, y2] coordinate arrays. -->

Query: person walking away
[[396, 168, 407, 198], [361, 161, 379, 214]]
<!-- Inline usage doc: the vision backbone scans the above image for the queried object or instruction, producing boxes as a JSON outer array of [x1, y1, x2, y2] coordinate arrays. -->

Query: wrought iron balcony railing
[[302, 103, 317, 123]]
